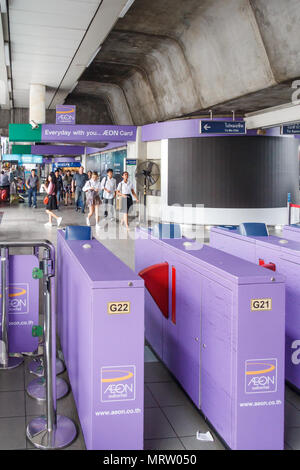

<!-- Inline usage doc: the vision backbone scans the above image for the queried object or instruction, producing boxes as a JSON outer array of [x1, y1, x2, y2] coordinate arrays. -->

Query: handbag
[[43, 196, 49, 205]]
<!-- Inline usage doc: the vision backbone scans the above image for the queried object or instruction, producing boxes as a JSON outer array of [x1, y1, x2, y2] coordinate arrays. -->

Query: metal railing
[[0, 240, 76, 449]]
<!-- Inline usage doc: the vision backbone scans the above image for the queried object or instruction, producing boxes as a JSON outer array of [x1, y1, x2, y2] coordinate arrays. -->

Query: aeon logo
[[58, 114, 74, 122], [101, 365, 136, 402], [0, 284, 29, 314], [245, 359, 277, 394]]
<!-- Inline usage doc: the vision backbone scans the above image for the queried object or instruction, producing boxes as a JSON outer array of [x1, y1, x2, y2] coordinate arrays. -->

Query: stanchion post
[[26, 241, 76, 449]]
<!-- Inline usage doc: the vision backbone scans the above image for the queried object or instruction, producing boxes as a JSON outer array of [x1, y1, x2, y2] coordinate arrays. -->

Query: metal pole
[[1, 247, 8, 366], [0, 247, 23, 370], [26, 241, 76, 449]]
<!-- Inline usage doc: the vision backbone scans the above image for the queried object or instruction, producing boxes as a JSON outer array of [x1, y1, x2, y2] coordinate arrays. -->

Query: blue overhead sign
[[2, 154, 43, 164], [281, 124, 300, 135], [200, 120, 246, 135]]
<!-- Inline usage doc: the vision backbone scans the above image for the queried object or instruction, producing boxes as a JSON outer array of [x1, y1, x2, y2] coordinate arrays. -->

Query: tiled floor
[[0, 200, 297, 450]]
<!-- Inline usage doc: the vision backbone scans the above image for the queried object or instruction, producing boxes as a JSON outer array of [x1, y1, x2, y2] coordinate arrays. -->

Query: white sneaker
[[44, 222, 53, 228], [57, 217, 62, 227], [110, 217, 115, 222], [86, 217, 91, 226]]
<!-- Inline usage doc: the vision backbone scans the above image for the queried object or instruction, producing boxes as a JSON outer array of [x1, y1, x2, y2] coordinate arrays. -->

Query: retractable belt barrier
[[135, 227, 285, 450], [0, 241, 76, 449]]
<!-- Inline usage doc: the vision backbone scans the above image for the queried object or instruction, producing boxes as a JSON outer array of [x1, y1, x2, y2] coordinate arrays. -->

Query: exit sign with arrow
[[200, 120, 246, 135]]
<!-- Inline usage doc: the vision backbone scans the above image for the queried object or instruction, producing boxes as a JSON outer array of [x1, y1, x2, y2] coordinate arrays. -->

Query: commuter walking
[[116, 171, 138, 230], [26, 168, 39, 208], [54, 169, 63, 209], [63, 170, 73, 206], [42, 173, 62, 228], [72, 166, 88, 213], [101, 168, 116, 221], [83, 171, 101, 228], [87, 170, 92, 180]]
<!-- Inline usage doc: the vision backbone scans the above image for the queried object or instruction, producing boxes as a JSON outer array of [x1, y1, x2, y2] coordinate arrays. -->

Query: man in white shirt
[[101, 169, 116, 221], [117, 171, 138, 229]]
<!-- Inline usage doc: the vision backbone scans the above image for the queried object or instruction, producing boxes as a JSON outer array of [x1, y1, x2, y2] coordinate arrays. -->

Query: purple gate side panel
[[57, 233, 93, 448], [210, 229, 256, 262], [0, 255, 39, 353], [283, 225, 300, 242], [201, 277, 234, 448], [164, 259, 201, 408], [91, 288, 144, 451], [144, 290, 164, 359], [210, 227, 300, 392], [236, 283, 285, 450]]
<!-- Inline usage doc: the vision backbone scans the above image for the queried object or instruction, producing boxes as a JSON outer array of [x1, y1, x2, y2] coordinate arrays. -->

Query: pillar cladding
[[29, 84, 46, 124]]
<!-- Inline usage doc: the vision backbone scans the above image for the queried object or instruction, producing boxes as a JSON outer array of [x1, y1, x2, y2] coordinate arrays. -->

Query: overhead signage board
[[56, 105, 76, 125], [9, 124, 137, 143], [42, 125, 137, 142], [200, 120, 246, 135], [281, 123, 300, 135], [2, 154, 43, 164]]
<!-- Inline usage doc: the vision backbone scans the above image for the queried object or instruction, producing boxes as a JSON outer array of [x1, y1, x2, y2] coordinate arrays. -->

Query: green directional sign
[[12, 144, 31, 154], [9, 124, 42, 142]]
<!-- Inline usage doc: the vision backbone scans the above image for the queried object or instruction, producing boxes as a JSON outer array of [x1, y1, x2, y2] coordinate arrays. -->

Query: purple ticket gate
[[0, 254, 39, 354], [283, 224, 300, 243], [210, 226, 300, 392], [135, 229, 285, 450], [57, 230, 144, 450]]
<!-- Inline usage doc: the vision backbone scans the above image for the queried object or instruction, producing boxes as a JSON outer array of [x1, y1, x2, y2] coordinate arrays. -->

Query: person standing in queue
[[26, 168, 39, 208], [54, 169, 63, 209], [42, 172, 62, 228], [101, 168, 116, 221], [83, 171, 101, 228], [63, 170, 73, 206], [72, 166, 88, 213], [117, 171, 138, 230]]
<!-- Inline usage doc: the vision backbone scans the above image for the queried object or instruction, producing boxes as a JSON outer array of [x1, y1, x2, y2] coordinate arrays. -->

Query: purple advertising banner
[[42, 125, 137, 143], [56, 105, 76, 125], [31, 145, 84, 155]]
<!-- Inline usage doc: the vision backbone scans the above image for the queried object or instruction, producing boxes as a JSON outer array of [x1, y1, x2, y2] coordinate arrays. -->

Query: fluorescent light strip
[[4, 42, 10, 67], [7, 78, 11, 92], [119, 0, 135, 18], [86, 45, 101, 68], [0, 0, 7, 13]]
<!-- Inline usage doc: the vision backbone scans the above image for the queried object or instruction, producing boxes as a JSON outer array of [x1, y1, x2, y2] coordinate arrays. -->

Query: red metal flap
[[139, 262, 169, 318]]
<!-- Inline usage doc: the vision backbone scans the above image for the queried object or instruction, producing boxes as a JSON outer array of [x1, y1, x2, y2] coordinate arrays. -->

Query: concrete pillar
[[29, 84, 46, 124]]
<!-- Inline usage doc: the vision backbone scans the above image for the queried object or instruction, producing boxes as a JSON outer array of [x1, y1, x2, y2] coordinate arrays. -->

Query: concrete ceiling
[[6, 0, 131, 109], [71, 0, 300, 125]]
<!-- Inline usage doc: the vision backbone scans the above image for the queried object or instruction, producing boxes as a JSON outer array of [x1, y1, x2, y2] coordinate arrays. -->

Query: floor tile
[[180, 435, 225, 451], [145, 345, 159, 363], [144, 385, 159, 408], [285, 385, 300, 410], [0, 391, 25, 417], [285, 427, 300, 450], [162, 404, 209, 437], [285, 401, 300, 427], [0, 417, 26, 450], [144, 408, 176, 439], [144, 362, 173, 383], [0, 363, 24, 391], [147, 381, 191, 407], [144, 438, 185, 450]]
